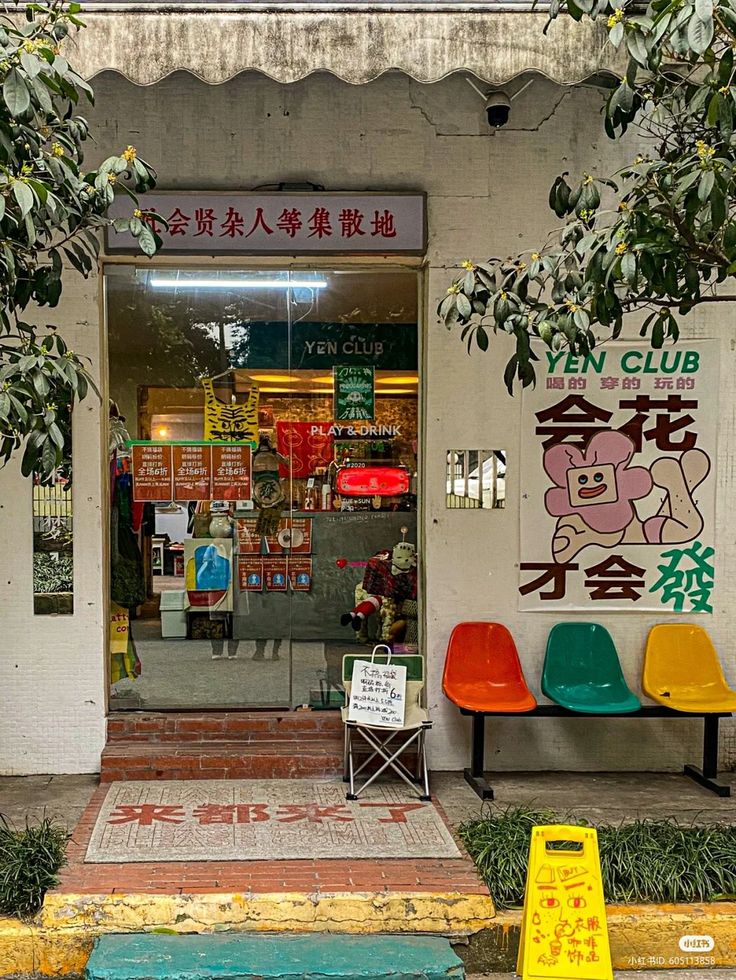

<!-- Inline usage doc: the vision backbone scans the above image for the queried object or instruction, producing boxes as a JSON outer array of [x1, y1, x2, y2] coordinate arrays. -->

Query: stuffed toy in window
[[340, 540, 417, 632]]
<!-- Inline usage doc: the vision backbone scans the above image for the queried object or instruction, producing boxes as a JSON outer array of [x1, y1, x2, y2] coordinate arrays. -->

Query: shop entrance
[[105, 267, 419, 711]]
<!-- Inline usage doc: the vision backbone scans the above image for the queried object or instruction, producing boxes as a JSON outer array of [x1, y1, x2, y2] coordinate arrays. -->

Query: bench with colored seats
[[443, 621, 736, 800]]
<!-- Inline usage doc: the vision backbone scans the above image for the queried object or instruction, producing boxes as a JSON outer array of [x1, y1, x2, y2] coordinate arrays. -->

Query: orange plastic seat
[[643, 624, 736, 713], [443, 622, 537, 713]]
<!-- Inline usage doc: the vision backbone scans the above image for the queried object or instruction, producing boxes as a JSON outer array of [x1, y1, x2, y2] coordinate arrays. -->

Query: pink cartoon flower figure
[[543, 432, 711, 563], [544, 432, 651, 563]]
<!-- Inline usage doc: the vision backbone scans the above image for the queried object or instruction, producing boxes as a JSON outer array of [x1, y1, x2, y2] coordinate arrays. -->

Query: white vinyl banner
[[519, 341, 717, 613]]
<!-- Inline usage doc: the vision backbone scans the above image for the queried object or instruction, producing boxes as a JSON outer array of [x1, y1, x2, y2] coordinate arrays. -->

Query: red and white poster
[[263, 557, 288, 592], [173, 444, 211, 501], [212, 444, 252, 500], [132, 444, 173, 501], [288, 558, 313, 592], [238, 557, 264, 592], [263, 517, 313, 555], [276, 421, 333, 479], [236, 517, 261, 554]]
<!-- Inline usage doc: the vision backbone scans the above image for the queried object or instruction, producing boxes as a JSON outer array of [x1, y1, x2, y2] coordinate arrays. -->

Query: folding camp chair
[[342, 647, 431, 801]]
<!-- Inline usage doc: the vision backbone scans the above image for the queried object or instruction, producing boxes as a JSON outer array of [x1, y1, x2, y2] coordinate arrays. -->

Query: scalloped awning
[[68, 4, 619, 87]]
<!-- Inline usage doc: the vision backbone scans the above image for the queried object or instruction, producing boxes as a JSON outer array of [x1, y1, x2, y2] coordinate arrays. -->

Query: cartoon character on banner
[[340, 533, 417, 642], [252, 434, 289, 535], [543, 431, 711, 563]]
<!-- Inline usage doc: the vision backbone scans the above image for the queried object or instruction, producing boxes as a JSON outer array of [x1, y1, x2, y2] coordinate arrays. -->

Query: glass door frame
[[99, 253, 427, 714]]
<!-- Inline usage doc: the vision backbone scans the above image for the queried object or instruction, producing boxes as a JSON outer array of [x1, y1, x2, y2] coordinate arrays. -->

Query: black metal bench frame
[[461, 706, 732, 799]]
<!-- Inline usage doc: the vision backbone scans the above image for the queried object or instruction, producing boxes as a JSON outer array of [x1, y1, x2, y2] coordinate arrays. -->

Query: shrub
[[0, 815, 69, 917], [459, 805, 736, 909]]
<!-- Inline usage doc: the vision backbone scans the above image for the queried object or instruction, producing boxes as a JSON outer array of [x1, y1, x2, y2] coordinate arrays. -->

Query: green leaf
[[456, 293, 472, 319], [503, 355, 518, 394], [3, 68, 29, 117], [475, 325, 489, 351], [12, 180, 34, 217], [687, 14, 714, 54], [698, 170, 714, 203], [626, 31, 649, 67], [19, 52, 41, 78], [621, 250, 637, 284]]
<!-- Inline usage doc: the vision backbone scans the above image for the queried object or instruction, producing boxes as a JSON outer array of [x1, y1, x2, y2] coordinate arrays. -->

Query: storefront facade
[[1, 9, 735, 775]]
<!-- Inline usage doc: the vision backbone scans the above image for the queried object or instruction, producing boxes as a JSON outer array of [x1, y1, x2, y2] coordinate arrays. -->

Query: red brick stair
[[102, 712, 345, 781]]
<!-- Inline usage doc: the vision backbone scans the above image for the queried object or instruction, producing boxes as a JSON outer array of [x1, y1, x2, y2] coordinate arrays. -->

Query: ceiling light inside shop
[[149, 277, 327, 290], [247, 374, 296, 383], [375, 376, 418, 385], [378, 388, 416, 394]]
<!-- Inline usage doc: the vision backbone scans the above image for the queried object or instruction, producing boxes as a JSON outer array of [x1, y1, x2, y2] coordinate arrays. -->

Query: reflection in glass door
[[106, 267, 419, 711]]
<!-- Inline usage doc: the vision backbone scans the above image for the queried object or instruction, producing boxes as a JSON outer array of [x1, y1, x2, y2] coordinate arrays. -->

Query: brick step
[[107, 711, 344, 743], [100, 739, 345, 782]]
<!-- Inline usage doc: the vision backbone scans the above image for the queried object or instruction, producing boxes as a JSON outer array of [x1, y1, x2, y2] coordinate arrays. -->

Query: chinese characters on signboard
[[107, 193, 425, 255], [519, 342, 717, 613], [131, 443, 251, 502], [131, 444, 174, 501]]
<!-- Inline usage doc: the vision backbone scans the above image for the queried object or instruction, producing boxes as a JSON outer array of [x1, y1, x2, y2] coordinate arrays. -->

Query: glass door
[[105, 266, 419, 711]]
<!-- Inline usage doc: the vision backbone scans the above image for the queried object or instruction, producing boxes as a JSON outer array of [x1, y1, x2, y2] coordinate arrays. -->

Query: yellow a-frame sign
[[518, 825, 613, 980]]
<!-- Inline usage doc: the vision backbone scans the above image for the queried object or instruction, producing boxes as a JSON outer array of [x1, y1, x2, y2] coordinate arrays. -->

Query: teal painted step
[[86, 934, 465, 980]]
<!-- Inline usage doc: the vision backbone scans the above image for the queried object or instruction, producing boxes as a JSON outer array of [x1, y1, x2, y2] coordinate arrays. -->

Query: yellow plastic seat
[[643, 624, 736, 713]]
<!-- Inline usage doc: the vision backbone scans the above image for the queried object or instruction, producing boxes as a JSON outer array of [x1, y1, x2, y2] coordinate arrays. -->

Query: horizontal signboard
[[107, 192, 426, 255]]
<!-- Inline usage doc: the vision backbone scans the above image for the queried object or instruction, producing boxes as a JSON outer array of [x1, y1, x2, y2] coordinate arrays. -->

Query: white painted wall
[[0, 67, 733, 773], [0, 273, 107, 774]]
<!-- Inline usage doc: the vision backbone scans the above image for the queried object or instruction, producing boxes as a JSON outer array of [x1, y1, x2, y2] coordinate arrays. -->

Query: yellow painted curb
[[492, 901, 736, 971], [0, 890, 495, 976], [41, 889, 495, 936], [6, 895, 736, 975], [0, 917, 93, 977]]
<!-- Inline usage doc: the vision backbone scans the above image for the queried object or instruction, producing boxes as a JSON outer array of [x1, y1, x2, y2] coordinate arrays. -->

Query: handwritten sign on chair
[[347, 645, 407, 728]]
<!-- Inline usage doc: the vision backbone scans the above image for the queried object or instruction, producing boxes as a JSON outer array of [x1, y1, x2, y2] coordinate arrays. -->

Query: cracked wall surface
[[0, 70, 734, 774]]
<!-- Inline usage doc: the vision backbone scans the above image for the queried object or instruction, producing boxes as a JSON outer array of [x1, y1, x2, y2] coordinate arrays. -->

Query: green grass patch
[[0, 815, 69, 917], [459, 805, 736, 909]]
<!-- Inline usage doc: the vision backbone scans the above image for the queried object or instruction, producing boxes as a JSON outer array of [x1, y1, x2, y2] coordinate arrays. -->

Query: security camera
[[485, 91, 512, 128]]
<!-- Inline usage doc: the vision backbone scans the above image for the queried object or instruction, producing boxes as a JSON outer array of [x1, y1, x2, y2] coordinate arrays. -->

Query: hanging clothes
[[202, 377, 259, 443]]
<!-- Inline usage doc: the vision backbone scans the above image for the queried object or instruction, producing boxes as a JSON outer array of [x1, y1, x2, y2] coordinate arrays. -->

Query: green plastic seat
[[542, 623, 641, 714]]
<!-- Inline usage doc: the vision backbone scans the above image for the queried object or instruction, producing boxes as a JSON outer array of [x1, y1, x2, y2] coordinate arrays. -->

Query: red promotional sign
[[263, 517, 313, 555], [212, 444, 252, 499], [173, 444, 211, 501], [263, 557, 288, 592], [236, 517, 261, 554], [288, 558, 313, 592], [276, 421, 333, 479], [238, 557, 264, 592], [132, 444, 173, 501]]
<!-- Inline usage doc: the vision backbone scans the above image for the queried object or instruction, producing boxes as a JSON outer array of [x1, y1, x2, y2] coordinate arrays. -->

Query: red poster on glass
[[212, 444, 252, 500], [238, 557, 263, 591], [263, 557, 288, 591], [236, 517, 261, 554], [288, 558, 313, 592], [276, 421, 333, 478], [263, 517, 313, 555], [173, 444, 211, 500], [132, 444, 173, 501]]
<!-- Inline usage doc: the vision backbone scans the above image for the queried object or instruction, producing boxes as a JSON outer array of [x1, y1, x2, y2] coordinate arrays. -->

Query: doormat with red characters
[[85, 779, 460, 862]]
